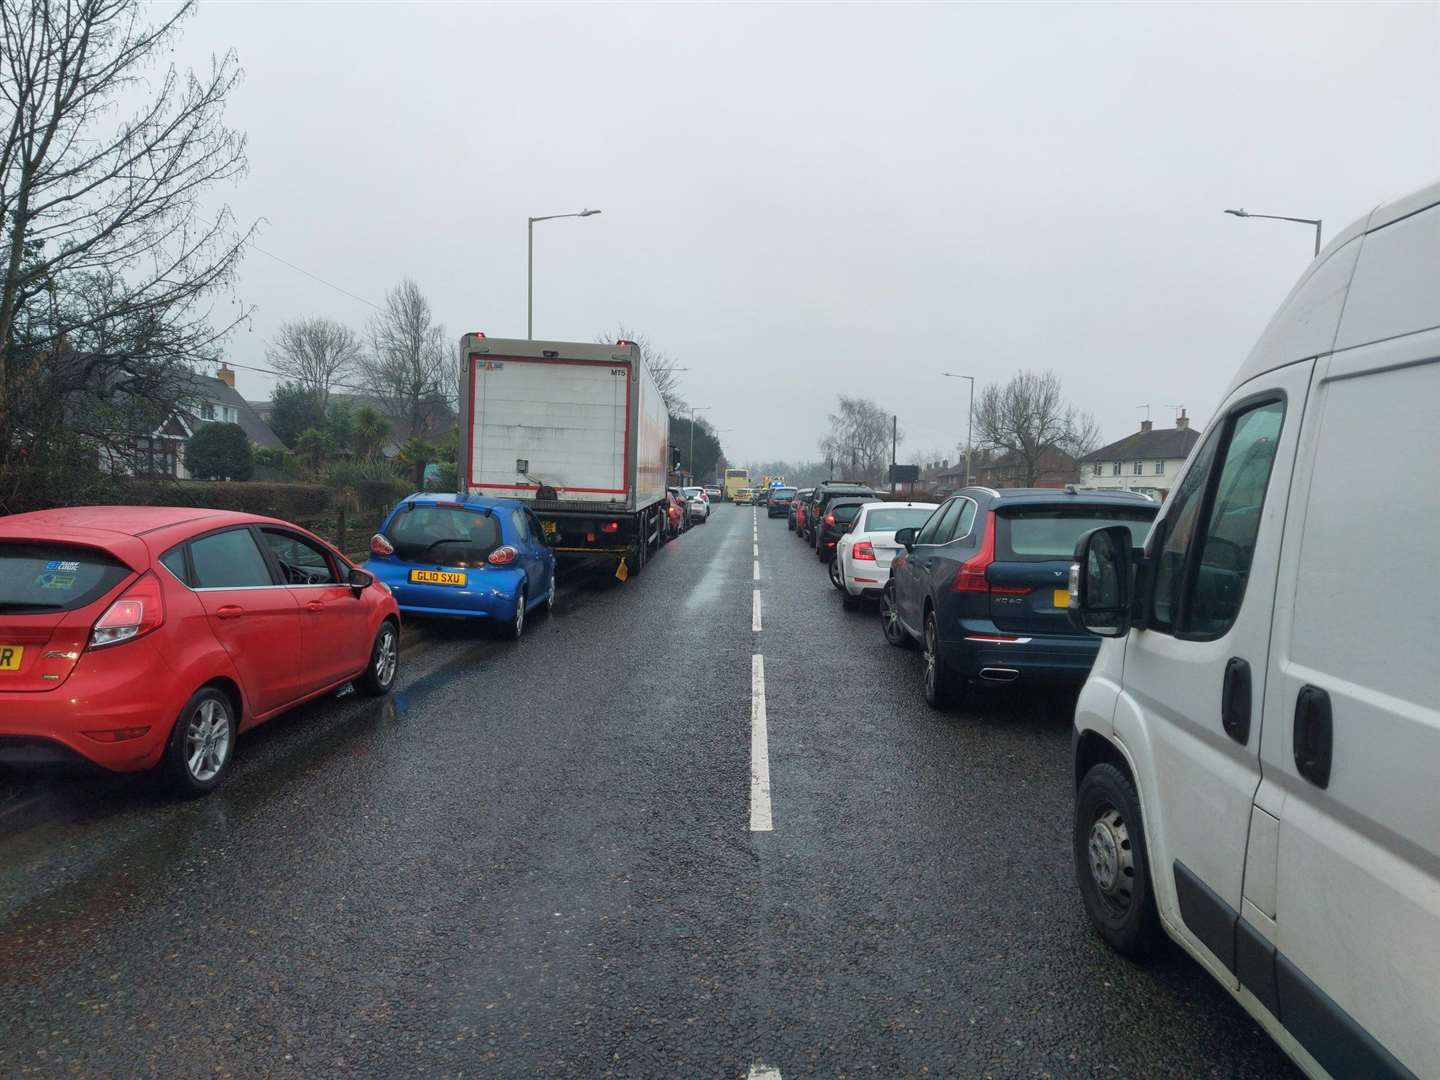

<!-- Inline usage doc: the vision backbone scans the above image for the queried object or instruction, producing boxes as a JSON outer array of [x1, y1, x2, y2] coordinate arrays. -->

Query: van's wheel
[[358, 619, 399, 696], [1075, 763, 1164, 957], [922, 610, 962, 710], [160, 686, 236, 797], [881, 582, 910, 648]]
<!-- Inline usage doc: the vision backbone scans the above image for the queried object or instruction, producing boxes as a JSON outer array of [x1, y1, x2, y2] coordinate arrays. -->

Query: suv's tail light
[[89, 572, 165, 649], [853, 541, 876, 561], [824, 512, 835, 526], [488, 546, 518, 566], [951, 516, 1031, 595], [370, 533, 394, 557]]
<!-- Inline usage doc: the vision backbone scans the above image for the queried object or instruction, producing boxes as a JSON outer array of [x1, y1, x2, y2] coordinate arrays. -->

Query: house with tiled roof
[[127, 364, 284, 478], [1078, 410, 1201, 500]]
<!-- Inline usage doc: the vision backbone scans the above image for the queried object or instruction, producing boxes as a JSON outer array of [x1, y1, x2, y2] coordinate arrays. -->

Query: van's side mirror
[[894, 526, 917, 551], [1068, 526, 1133, 637], [348, 567, 374, 596]]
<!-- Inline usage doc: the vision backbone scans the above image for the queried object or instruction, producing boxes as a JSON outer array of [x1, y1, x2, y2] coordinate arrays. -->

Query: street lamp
[[942, 373, 975, 488], [527, 209, 601, 339], [687, 406, 711, 482], [1224, 208, 1322, 257]]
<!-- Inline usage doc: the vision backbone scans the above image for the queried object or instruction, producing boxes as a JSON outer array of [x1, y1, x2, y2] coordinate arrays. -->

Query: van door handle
[[216, 605, 243, 620], [1293, 685, 1333, 789], [1221, 657, 1252, 745]]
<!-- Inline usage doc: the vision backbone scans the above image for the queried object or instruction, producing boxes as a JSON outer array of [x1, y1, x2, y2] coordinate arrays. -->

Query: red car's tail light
[[370, 533, 395, 556], [89, 572, 165, 649], [81, 726, 152, 742], [853, 541, 876, 561], [488, 546, 518, 566]]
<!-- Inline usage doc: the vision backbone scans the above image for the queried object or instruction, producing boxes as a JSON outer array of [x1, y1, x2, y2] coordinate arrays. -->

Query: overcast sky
[[179, 1, 1440, 466]]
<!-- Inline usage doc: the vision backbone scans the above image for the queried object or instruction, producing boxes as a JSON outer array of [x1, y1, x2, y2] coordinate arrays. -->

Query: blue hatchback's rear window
[[384, 506, 502, 565]]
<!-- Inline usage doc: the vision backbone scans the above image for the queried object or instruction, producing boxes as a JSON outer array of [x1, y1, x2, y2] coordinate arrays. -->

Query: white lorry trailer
[[457, 334, 671, 575]]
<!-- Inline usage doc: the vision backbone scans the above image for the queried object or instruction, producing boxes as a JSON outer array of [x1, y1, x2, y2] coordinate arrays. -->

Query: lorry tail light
[[89, 572, 165, 649], [601, 521, 620, 534], [853, 541, 876, 561], [369, 533, 394, 557], [487, 546, 518, 566]]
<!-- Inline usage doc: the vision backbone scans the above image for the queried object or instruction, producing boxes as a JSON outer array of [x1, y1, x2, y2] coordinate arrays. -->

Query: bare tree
[[819, 396, 898, 486], [265, 318, 361, 413], [0, 0, 252, 509], [596, 323, 685, 413], [360, 278, 453, 440], [973, 370, 1099, 486]]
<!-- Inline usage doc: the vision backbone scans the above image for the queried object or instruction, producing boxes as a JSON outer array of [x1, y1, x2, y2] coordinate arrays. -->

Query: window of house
[[133, 436, 177, 478], [1111, 462, 1121, 476], [1133, 460, 1144, 475], [1093, 463, 1102, 477], [224, 406, 238, 423], [1154, 460, 1164, 475], [200, 401, 215, 421]]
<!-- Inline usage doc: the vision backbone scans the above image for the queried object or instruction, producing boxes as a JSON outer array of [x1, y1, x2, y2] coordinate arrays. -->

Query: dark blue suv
[[881, 487, 1157, 708]]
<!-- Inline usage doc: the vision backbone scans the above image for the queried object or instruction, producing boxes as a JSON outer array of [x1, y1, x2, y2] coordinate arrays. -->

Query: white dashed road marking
[[748, 1067, 782, 1080], [750, 654, 772, 832], [752, 589, 762, 631]]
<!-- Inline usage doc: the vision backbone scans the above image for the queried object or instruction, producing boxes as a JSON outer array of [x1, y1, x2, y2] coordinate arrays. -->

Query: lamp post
[[1224, 208, 1322, 257], [527, 209, 601, 338], [687, 406, 711, 483], [942, 373, 976, 487]]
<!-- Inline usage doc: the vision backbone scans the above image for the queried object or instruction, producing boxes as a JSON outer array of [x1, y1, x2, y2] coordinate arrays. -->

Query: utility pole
[[891, 415, 898, 493]]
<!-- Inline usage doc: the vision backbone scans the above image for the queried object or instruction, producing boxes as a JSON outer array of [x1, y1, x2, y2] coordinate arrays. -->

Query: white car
[[681, 486, 710, 524], [831, 501, 938, 609]]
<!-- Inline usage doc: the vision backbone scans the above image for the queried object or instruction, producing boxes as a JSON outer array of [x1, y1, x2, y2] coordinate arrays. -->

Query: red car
[[0, 507, 401, 795]]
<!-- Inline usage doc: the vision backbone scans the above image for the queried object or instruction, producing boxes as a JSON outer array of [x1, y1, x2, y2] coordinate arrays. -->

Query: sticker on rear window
[[35, 572, 77, 590], [44, 560, 80, 573]]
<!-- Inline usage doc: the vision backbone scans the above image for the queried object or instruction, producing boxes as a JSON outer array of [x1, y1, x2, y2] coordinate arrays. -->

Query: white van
[[1066, 179, 1440, 1080]]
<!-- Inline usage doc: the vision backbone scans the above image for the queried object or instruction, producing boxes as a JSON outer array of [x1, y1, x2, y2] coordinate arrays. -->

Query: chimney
[[1140, 419, 1153, 433], [216, 363, 236, 388], [1176, 408, 1189, 431]]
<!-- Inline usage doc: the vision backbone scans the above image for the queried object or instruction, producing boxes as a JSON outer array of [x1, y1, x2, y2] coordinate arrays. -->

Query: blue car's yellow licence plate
[[410, 570, 466, 587]]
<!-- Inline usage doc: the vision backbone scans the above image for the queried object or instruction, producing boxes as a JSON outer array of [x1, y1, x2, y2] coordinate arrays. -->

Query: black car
[[810, 483, 879, 551], [787, 488, 813, 531], [766, 485, 798, 518], [882, 487, 1157, 708], [813, 496, 870, 562]]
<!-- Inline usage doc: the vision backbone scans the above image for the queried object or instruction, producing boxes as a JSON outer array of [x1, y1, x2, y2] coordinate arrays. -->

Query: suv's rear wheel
[[1074, 763, 1163, 958], [922, 610, 962, 709]]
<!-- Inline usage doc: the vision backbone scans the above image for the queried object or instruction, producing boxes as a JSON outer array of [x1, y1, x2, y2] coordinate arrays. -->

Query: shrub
[[185, 423, 254, 481]]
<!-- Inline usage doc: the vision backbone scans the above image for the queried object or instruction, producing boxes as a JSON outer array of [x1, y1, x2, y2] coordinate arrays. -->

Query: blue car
[[366, 494, 556, 638]]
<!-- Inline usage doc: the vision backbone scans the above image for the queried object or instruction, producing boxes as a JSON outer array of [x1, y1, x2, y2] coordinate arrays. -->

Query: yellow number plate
[[0, 645, 23, 672], [541, 520, 557, 537], [410, 570, 467, 587], [1053, 589, 1070, 609]]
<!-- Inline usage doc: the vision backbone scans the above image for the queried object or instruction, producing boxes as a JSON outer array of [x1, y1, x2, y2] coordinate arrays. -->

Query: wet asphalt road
[[0, 505, 1298, 1079]]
